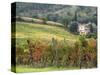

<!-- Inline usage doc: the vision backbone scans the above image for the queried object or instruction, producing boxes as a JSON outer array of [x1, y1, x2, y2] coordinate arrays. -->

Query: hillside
[[14, 21, 80, 72], [14, 21, 97, 73], [16, 22, 79, 47], [15, 2, 97, 24]]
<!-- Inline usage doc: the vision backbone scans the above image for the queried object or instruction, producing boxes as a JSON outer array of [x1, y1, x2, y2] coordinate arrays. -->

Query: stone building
[[78, 23, 90, 35]]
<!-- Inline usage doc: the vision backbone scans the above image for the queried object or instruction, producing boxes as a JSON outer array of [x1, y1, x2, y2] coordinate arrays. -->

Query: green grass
[[15, 22, 79, 48], [16, 66, 80, 73], [16, 22, 79, 41]]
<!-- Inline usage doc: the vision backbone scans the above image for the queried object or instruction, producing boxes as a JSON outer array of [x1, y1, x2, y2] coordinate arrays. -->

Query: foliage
[[16, 37, 97, 69], [15, 22, 97, 72], [16, 2, 97, 25], [79, 36, 97, 68], [69, 21, 78, 34]]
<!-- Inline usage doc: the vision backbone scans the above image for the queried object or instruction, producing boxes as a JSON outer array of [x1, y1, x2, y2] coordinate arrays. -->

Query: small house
[[78, 23, 90, 35]]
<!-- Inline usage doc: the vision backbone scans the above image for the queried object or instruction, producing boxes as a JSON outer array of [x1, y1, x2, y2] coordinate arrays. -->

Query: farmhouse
[[78, 23, 90, 35]]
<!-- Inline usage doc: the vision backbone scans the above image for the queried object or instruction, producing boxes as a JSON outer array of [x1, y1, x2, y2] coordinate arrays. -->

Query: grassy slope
[[15, 22, 79, 72], [16, 22, 79, 41]]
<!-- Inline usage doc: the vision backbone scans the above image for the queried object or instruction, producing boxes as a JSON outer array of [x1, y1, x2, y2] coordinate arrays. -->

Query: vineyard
[[12, 22, 97, 72]]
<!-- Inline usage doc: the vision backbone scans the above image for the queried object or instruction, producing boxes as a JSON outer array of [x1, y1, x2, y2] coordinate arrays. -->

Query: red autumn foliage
[[32, 41, 47, 62], [33, 47, 42, 62]]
